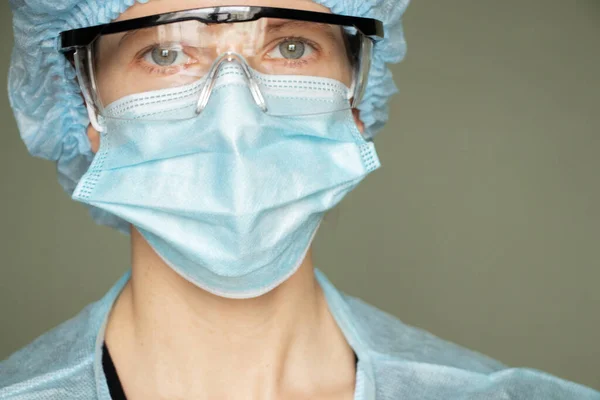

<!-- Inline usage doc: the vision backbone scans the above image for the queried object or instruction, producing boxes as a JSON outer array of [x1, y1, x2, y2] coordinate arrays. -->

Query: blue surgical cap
[[8, 0, 409, 230]]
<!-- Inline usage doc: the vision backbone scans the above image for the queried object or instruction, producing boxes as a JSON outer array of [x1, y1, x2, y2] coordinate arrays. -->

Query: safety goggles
[[59, 6, 384, 125]]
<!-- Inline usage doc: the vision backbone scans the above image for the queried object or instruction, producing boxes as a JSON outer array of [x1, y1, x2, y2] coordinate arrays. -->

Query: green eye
[[278, 40, 306, 60], [150, 48, 180, 66]]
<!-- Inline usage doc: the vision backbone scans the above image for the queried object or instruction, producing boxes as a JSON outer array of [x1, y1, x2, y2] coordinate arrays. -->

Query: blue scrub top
[[1, 269, 599, 399]]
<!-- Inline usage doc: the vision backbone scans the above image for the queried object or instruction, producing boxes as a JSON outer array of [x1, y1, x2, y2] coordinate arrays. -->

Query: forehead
[[116, 0, 331, 21]]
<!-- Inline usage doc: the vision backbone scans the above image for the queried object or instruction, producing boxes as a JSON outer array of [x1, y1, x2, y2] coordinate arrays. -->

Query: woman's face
[[85, 0, 364, 152], [94, 0, 354, 106]]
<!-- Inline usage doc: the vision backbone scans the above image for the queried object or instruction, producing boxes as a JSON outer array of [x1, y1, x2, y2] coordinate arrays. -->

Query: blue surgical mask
[[72, 65, 380, 299]]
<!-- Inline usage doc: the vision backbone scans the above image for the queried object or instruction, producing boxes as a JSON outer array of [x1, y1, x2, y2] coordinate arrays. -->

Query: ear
[[352, 108, 365, 135], [87, 124, 100, 154]]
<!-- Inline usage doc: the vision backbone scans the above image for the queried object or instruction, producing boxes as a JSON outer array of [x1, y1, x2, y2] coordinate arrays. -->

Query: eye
[[144, 47, 189, 67], [268, 39, 314, 60]]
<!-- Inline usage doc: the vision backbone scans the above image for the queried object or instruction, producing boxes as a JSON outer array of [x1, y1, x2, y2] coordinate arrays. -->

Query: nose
[[196, 52, 268, 115]]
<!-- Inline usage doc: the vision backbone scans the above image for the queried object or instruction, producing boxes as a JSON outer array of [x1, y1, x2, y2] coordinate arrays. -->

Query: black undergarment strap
[[102, 343, 128, 400], [102, 342, 358, 400]]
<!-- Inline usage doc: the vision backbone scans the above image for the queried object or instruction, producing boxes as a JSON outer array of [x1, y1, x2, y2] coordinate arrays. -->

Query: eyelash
[[265, 36, 321, 66], [133, 44, 196, 76], [133, 36, 322, 74]]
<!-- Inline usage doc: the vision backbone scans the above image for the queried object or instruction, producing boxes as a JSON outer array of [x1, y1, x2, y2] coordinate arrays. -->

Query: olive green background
[[1, 0, 599, 391]]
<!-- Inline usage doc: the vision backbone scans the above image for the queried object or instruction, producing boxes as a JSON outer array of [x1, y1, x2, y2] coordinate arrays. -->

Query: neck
[[104, 227, 356, 400]]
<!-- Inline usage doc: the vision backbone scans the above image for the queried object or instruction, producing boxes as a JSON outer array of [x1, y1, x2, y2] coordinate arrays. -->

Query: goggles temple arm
[[351, 37, 373, 108], [74, 49, 105, 133]]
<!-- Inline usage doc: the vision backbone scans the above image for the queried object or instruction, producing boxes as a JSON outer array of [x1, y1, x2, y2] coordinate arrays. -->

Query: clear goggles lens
[[74, 18, 373, 120]]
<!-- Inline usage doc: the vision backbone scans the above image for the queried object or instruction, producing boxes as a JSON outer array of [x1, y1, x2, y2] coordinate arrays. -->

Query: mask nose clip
[[196, 52, 268, 115]]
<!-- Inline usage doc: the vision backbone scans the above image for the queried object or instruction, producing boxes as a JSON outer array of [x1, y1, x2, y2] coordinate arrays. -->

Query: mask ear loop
[[74, 48, 105, 133], [196, 52, 268, 115]]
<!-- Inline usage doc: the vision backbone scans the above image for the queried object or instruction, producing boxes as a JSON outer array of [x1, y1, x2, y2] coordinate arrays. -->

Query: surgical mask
[[72, 63, 380, 299]]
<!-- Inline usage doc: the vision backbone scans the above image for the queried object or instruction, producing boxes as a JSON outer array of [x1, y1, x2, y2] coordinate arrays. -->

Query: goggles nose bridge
[[195, 52, 268, 115]]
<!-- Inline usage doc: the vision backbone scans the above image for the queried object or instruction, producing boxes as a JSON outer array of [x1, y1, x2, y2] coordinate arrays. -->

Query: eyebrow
[[265, 20, 340, 42], [115, 20, 342, 49], [118, 29, 143, 47]]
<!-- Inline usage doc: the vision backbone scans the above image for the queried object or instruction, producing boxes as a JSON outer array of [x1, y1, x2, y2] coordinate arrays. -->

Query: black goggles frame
[[59, 5, 385, 52]]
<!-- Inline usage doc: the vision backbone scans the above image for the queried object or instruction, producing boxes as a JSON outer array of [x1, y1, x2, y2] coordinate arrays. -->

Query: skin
[[88, 0, 366, 398]]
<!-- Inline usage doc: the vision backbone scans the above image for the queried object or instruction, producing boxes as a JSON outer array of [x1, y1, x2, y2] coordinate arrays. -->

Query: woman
[[2, 0, 599, 399]]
